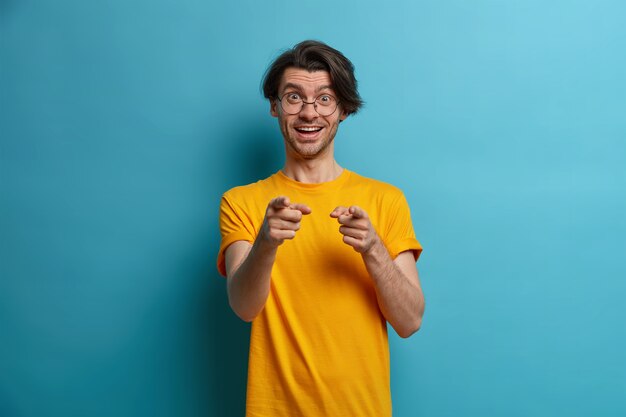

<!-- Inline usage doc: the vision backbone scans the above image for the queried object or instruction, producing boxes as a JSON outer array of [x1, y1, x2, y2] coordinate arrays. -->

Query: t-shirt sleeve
[[216, 193, 257, 277], [382, 191, 422, 262]]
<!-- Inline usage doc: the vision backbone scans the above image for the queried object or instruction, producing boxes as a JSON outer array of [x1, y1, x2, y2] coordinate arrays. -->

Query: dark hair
[[262, 40, 363, 116]]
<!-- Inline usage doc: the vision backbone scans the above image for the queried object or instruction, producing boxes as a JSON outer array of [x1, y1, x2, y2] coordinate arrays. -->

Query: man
[[217, 40, 425, 417]]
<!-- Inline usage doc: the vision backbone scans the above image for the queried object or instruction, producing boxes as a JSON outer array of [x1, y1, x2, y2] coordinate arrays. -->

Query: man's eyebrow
[[281, 83, 335, 94], [282, 83, 303, 93], [316, 85, 333, 93]]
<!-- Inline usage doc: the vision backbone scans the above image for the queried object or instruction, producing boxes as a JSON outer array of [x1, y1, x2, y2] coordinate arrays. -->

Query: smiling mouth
[[294, 126, 323, 138], [295, 126, 323, 132]]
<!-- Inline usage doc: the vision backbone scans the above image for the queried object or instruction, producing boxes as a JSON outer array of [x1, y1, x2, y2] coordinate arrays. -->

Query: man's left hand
[[330, 206, 379, 254]]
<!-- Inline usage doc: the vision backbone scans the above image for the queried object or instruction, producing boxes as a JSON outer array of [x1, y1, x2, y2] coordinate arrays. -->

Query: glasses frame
[[276, 92, 340, 116]]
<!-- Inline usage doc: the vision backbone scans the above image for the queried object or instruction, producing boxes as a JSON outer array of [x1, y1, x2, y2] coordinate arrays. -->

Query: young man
[[217, 40, 425, 417]]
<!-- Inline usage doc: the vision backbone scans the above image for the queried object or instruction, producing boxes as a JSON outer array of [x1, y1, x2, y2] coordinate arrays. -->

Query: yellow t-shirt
[[217, 169, 422, 417]]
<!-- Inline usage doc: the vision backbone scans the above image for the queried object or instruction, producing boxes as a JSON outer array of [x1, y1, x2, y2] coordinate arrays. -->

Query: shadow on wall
[[0, 392, 18, 417], [221, 113, 284, 188], [203, 114, 282, 415], [0, 0, 17, 20]]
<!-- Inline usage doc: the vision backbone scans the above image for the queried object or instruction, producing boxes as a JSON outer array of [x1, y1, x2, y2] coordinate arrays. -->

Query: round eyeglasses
[[277, 92, 339, 116]]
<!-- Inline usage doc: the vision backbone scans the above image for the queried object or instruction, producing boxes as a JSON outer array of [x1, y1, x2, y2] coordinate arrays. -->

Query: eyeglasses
[[277, 92, 339, 116]]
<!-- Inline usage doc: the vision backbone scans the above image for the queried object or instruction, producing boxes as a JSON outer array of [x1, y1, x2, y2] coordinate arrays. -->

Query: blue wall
[[2, 1, 625, 416]]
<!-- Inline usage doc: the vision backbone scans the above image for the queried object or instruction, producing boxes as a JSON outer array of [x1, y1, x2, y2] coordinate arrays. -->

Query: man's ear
[[270, 99, 279, 117], [339, 109, 348, 123]]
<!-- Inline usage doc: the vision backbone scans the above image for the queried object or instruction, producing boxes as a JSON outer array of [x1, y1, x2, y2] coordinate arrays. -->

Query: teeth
[[297, 127, 322, 131]]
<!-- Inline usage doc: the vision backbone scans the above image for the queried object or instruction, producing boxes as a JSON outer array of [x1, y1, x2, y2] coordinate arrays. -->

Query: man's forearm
[[226, 196, 311, 322], [362, 238, 424, 338], [227, 238, 277, 322]]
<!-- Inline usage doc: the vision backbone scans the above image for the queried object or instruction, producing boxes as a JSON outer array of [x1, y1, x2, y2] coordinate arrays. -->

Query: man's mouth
[[294, 126, 323, 138]]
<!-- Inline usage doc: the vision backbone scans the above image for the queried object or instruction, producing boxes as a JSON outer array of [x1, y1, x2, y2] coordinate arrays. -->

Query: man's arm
[[225, 196, 311, 322], [330, 206, 425, 338]]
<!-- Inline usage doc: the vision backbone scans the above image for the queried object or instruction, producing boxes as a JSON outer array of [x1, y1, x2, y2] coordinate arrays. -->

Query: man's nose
[[299, 101, 318, 120]]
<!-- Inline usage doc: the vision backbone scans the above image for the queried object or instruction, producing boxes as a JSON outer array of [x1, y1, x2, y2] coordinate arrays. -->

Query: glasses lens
[[315, 95, 337, 116], [280, 93, 302, 114], [279, 94, 338, 116]]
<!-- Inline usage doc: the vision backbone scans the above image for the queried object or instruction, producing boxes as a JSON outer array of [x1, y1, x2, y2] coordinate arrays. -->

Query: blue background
[[2, 1, 625, 416]]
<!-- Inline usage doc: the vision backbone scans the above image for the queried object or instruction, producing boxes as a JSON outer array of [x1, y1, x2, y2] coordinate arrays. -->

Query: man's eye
[[318, 95, 333, 104], [286, 93, 301, 102]]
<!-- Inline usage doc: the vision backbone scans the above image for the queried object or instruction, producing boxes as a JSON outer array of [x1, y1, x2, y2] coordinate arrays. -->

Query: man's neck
[[282, 158, 344, 184]]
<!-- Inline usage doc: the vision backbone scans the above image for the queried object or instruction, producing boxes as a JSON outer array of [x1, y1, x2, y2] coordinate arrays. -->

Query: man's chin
[[287, 139, 333, 160], [294, 147, 323, 160]]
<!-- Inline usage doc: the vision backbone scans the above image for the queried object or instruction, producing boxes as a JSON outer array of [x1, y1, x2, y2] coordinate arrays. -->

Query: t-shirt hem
[[386, 238, 422, 261]]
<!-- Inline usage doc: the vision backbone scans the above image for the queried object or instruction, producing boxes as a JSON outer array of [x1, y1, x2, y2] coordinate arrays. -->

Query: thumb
[[290, 203, 312, 215], [271, 196, 291, 209], [330, 206, 349, 218], [349, 206, 366, 219]]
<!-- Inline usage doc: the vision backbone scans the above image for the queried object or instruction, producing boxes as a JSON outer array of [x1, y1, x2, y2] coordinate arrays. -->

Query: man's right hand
[[225, 196, 310, 322], [260, 196, 312, 246]]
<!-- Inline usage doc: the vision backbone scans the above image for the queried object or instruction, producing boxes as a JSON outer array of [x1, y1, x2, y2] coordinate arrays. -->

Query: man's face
[[271, 67, 347, 160]]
